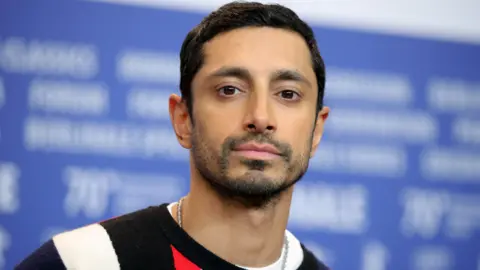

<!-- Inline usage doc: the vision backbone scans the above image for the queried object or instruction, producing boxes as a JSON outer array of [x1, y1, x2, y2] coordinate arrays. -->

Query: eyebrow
[[208, 66, 312, 88], [209, 66, 252, 82], [272, 68, 312, 88]]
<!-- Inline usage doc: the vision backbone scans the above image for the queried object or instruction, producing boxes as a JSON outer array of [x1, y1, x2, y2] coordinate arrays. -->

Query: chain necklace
[[177, 197, 289, 270]]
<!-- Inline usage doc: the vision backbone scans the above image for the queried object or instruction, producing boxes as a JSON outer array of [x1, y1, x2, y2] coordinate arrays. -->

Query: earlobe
[[310, 106, 330, 158], [169, 94, 192, 149]]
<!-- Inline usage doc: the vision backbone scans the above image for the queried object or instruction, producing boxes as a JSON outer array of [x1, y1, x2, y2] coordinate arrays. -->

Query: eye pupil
[[281, 90, 295, 99], [221, 86, 237, 95]]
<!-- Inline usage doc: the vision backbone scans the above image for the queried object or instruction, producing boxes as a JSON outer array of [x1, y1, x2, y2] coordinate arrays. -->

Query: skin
[[169, 27, 329, 267]]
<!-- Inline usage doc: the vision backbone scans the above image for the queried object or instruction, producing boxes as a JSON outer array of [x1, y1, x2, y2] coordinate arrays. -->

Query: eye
[[218, 85, 241, 96], [278, 90, 300, 101]]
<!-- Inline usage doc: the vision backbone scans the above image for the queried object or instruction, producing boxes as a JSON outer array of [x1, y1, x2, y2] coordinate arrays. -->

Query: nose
[[243, 91, 276, 134]]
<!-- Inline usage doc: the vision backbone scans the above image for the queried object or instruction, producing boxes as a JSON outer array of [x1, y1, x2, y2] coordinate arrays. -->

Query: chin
[[229, 166, 275, 177], [201, 168, 296, 209], [231, 172, 287, 188]]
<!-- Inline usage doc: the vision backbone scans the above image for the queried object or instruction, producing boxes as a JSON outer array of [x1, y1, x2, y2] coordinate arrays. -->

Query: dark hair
[[179, 1, 325, 118]]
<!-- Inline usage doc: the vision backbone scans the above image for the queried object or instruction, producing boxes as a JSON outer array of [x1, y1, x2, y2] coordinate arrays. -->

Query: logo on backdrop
[[290, 182, 368, 234], [63, 166, 184, 219]]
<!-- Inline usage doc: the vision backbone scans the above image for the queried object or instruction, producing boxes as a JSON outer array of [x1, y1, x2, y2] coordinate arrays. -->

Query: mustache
[[222, 133, 293, 161]]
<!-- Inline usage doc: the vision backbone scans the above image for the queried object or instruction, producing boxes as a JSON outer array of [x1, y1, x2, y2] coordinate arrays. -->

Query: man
[[17, 1, 330, 269]]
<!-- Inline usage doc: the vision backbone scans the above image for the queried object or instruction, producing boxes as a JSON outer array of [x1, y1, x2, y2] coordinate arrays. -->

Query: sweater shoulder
[[99, 205, 174, 269], [15, 240, 66, 270], [17, 204, 174, 270], [299, 244, 330, 270]]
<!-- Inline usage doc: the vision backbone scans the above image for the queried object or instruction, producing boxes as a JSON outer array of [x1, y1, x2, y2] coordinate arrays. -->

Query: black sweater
[[16, 204, 329, 270]]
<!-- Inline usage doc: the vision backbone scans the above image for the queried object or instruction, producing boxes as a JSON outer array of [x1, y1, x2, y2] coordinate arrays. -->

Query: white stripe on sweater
[[53, 223, 120, 270]]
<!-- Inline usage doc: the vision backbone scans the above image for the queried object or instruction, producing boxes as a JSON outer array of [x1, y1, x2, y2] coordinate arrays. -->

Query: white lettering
[[421, 148, 480, 183], [0, 226, 10, 269], [427, 78, 480, 112], [427, 77, 480, 112], [327, 68, 412, 105], [361, 241, 389, 270], [327, 109, 438, 143], [0, 162, 20, 214], [113, 174, 183, 215], [0, 37, 98, 78], [400, 188, 449, 239], [116, 51, 179, 83], [63, 166, 120, 219], [126, 88, 170, 120], [402, 188, 480, 240], [412, 246, 453, 270], [64, 166, 184, 217], [452, 118, 480, 145], [23, 117, 188, 160], [290, 183, 368, 234], [445, 193, 480, 239], [28, 79, 108, 115], [311, 142, 406, 177]]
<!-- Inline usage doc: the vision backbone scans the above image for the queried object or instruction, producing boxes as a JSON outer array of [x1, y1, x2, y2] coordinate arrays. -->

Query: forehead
[[196, 27, 316, 83]]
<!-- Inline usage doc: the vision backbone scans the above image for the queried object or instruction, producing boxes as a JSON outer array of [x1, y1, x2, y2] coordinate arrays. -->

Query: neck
[[176, 171, 293, 267]]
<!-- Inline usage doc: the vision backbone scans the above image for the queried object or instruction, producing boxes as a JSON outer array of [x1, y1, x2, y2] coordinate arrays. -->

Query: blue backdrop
[[0, 1, 479, 269]]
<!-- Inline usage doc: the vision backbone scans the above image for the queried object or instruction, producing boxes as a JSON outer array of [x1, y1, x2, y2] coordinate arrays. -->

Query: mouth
[[232, 142, 281, 160]]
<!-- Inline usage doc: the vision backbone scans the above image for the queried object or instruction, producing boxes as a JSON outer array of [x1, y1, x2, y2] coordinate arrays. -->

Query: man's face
[[175, 27, 328, 207]]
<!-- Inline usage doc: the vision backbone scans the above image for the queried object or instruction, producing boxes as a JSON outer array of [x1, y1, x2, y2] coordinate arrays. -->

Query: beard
[[190, 122, 312, 209]]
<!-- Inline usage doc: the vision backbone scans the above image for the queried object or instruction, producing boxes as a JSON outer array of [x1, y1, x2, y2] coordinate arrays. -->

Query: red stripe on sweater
[[171, 245, 201, 270]]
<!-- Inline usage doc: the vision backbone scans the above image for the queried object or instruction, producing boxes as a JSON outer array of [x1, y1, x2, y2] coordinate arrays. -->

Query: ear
[[310, 106, 330, 158], [169, 94, 193, 149]]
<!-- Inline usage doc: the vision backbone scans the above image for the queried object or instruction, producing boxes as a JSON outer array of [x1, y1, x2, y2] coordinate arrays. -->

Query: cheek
[[198, 107, 241, 140], [194, 118, 234, 152], [282, 114, 314, 136], [283, 120, 315, 152]]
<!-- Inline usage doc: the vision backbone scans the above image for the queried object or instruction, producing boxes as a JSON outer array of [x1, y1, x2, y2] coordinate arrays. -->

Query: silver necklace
[[177, 197, 289, 270]]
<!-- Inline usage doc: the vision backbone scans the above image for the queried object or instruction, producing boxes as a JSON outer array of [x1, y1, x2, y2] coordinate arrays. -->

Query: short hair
[[179, 1, 325, 118]]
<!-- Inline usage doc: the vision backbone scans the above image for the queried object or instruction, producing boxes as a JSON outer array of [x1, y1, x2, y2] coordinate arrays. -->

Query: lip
[[232, 142, 281, 160], [234, 143, 280, 155]]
